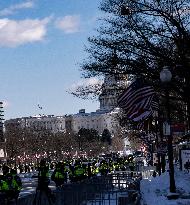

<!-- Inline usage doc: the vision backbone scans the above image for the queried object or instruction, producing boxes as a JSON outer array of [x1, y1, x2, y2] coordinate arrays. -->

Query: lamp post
[[160, 67, 176, 193]]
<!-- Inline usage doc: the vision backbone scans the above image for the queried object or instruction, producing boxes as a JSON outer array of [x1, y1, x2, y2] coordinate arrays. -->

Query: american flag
[[135, 96, 159, 131], [136, 121, 145, 130], [151, 96, 159, 111], [117, 79, 155, 122]]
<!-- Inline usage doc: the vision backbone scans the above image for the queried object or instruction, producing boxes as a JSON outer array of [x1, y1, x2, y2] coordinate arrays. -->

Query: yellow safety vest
[[75, 167, 84, 176], [55, 172, 65, 179], [0, 180, 9, 191]]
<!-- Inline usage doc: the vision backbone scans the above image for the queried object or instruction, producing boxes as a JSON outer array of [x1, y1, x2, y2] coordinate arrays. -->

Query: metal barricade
[[58, 172, 141, 205], [140, 166, 156, 179]]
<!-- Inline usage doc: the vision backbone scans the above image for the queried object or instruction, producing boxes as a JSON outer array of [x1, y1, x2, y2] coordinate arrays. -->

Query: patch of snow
[[140, 167, 190, 205]]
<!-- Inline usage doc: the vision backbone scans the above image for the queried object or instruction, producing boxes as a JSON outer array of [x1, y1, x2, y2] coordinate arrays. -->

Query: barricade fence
[[54, 172, 141, 205], [16, 171, 144, 205]]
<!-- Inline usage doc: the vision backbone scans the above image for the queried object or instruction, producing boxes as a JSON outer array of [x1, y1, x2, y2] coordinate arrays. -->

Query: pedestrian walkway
[[140, 166, 190, 205]]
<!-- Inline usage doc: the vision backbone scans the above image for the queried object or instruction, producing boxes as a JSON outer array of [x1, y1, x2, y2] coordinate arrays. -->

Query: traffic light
[[0, 102, 4, 142]]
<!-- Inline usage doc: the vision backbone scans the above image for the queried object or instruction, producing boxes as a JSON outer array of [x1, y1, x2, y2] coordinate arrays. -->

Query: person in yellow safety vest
[[95, 166, 100, 175], [99, 160, 109, 176], [0, 177, 9, 205], [73, 161, 86, 182], [118, 158, 126, 171], [2, 164, 9, 176], [51, 162, 67, 187], [91, 162, 99, 176], [36, 159, 55, 203], [87, 163, 93, 178], [113, 161, 120, 171], [38, 159, 50, 189], [0, 178, 9, 191], [10, 169, 22, 196], [68, 161, 75, 183], [10, 169, 22, 185], [108, 160, 114, 173], [128, 160, 135, 171], [3, 172, 21, 201], [0, 181, 8, 190]]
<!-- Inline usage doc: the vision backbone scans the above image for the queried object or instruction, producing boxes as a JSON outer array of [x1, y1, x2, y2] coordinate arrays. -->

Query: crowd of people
[[0, 164, 22, 204], [0, 154, 138, 203]]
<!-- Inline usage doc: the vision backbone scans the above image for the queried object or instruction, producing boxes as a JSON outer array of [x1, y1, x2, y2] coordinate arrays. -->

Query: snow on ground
[[141, 167, 190, 205]]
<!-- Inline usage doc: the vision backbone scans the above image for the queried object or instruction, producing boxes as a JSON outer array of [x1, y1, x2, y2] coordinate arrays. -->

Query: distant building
[[5, 115, 66, 133], [65, 115, 73, 133], [99, 74, 128, 112], [70, 74, 128, 135], [71, 108, 120, 135], [5, 74, 128, 136], [0, 102, 6, 161], [0, 102, 4, 142]]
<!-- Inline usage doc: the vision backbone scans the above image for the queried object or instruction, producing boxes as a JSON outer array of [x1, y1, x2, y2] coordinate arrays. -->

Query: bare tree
[[111, 129, 125, 152], [76, 0, 190, 128]]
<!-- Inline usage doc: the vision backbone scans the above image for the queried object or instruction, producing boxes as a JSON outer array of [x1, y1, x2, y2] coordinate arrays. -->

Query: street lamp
[[160, 67, 172, 83], [160, 67, 176, 194]]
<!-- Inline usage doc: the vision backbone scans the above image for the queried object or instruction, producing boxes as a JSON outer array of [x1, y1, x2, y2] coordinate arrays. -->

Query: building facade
[[99, 74, 128, 112], [69, 74, 127, 135], [5, 74, 127, 136], [0, 102, 4, 142], [71, 109, 120, 135], [0, 102, 6, 161], [5, 115, 66, 134]]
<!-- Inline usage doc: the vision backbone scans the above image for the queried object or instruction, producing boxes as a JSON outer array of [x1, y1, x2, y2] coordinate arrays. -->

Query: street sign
[[180, 149, 190, 171], [163, 121, 171, 135]]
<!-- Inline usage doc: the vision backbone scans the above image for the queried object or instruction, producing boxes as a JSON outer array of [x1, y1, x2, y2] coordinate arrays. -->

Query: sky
[[0, 0, 102, 120]]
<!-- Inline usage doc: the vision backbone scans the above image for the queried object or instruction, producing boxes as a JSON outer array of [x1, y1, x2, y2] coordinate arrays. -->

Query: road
[[18, 170, 143, 205], [19, 171, 56, 198], [9, 165, 155, 204]]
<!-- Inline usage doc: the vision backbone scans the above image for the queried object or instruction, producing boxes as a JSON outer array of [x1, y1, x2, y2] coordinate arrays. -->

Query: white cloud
[[0, 1, 34, 16], [70, 77, 103, 90], [0, 17, 50, 47], [55, 15, 81, 34]]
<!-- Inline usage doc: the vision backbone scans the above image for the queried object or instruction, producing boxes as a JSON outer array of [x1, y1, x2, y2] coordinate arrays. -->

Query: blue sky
[[0, 0, 102, 120]]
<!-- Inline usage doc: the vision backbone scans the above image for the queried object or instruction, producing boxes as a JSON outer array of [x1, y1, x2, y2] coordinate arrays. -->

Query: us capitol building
[[4, 74, 128, 136]]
